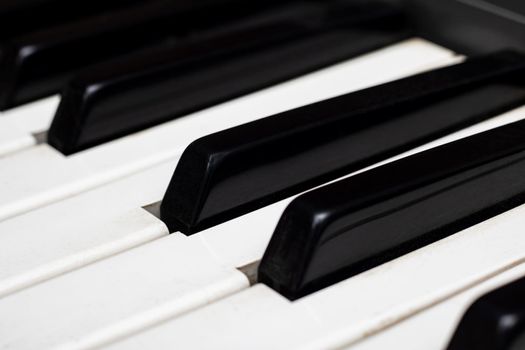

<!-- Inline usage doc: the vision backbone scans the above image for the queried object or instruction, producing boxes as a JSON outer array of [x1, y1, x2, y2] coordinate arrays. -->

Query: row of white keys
[[0, 96, 59, 156], [0, 160, 175, 298], [104, 199, 525, 350], [91, 100, 525, 348], [4, 91, 525, 348], [0, 39, 456, 222], [0, 41, 463, 349], [0, 234, 250, 350], [0, 39, 459, 301], [349, 262, 525, 350]]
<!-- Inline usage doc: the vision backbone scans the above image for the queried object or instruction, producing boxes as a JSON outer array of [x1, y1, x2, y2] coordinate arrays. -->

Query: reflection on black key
[[0, 0, 278, 109], [447, 276, 525, 350], [259, 120, 525, 300], [47, 0, 409, 155], [160, 51, 525, 234]]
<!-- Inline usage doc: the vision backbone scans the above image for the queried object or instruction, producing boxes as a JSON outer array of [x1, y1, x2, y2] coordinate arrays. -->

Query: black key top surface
[[447, 276, 525, 350], [160, 51, 525, 234], [259, 119, 525, 300], [47, 0, 409, 154]]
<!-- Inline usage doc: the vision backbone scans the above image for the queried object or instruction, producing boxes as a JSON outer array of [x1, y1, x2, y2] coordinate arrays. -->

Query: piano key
[[0, 160, 174, 298], [0, 0, 276, 109], [0, 123, 35, 156], [48, 0, 409, 154], [0, 96, 58, 156], [160, 50, 525, 234], [350, 262, 525, 350], [447, 276, 525, 350], [103, 197, 525, 350], [0, 234, 249, 350], [0, 39, 454, 222]]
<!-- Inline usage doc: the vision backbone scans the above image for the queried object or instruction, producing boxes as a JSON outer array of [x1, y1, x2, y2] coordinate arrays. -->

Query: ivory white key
[[103, 199, 525, 350], [0, 160, 175, 298], [349, 263, 525, 350], [0, 96, 58, 156], [0, 39, 457, 222]]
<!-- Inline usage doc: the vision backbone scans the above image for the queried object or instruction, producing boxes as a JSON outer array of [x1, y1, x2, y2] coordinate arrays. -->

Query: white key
[[0, 234, 249, 350], [0, 160, 175, 298], [0, 39, 457, 222], [0, 96, 58, 156], [348, 263, 525, 350], [103, 201, 525, 350]]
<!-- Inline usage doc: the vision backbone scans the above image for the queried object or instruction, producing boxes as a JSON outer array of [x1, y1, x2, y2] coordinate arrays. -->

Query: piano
[[0, 0, 524, 349]]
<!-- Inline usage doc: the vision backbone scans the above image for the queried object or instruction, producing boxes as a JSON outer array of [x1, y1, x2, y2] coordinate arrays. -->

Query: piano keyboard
[[1, 1, 525, 349]]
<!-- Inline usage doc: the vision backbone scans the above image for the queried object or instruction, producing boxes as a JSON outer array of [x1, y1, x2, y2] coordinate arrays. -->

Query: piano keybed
[[0, 1, 525, 349]]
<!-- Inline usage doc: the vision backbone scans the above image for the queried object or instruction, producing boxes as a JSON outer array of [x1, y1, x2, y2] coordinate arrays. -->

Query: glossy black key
[[258, 119, 525, 300], [47, 0, 410, 155], [447, 276, 525, 350], [159, 50, 525, 234], [0, 0, 143, 40], [0, 0, 279, 109]]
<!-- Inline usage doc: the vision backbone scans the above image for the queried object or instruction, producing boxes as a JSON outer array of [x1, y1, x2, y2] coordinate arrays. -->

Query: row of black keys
[[0, 0, 409, 153], [156, 50, 525, 299]]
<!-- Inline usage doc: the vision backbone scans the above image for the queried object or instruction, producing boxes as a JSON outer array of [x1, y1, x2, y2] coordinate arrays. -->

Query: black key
[[0, 0, 279, 109], [0, 0, 144, 39], [447, 276, 525, 350], [408, 0, 525, 54], [258, 119, 525, 300], [159, 50, 525, 234], [47, 0, 410, 155]]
